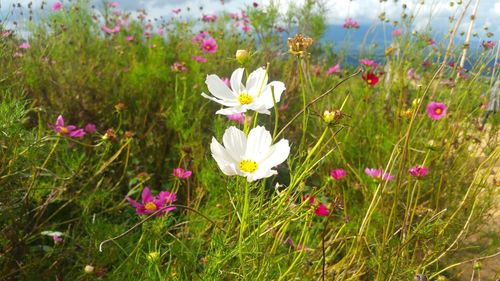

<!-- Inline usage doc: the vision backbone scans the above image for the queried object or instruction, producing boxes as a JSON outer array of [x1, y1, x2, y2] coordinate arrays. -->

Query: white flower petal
[[245, 126, 272, 159], [216, 106, 246, 115], [202, 93, 239, 107], [257, 139, 290, 168], [247, 67, 268, 95], [210, 137, 240, 176], [222, 126, 246, 163], [230, 68, 245, 94], [246, 169, 277, 182], [260, 81, 286, 108], [206, 74, 237, 100]]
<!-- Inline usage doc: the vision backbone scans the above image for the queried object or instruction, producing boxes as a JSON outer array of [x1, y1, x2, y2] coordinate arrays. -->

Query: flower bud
[[235, 49, 249, 65], [147, 251, 160, 263]]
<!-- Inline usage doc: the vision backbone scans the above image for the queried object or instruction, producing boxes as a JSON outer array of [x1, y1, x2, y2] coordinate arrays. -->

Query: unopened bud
[[235, 49, 249, 65]]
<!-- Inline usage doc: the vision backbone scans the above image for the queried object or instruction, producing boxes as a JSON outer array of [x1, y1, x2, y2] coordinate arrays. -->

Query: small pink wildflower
[[126, 187, 177, 216], [53, 235, 63, 244], [19, 42, 30, 49], [392, 28, 402, 37], [192, 55, 207, 63], [171, 62, 188, 73], [202, 14, 217, 22], [227, 113, 246, 124], [364, 168, 394, 181], [326, 64, 340, 75], [303, 195, 330, 217], [50, 115, 86, 138], [84, 123, 96, 134], [330, 169, 346, 180], [407, 68, 421, 81], [343, 18, 360, 29], [482, 41, 495, 50], [126, 35, 134, 41], [426, 102, 447, 120], [51, 2, 62, 11], [108, 2, 119, 8], [172, 8, 181, 14], [173, 168, 192, 179], [409, 165, 429, 177], [242, 25, 252, 33], [359, 59, 380, 67], [200, 38, 218, 53], [192, 31, 208, 43]]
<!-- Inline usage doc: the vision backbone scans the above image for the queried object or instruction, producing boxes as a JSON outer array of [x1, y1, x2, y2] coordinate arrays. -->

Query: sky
[[1, 0, 499, 41]]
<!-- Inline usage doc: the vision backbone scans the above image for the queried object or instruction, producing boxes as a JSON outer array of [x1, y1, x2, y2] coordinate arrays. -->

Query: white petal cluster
[[210, 126, 290, 182], [201, 67, 286, 115]]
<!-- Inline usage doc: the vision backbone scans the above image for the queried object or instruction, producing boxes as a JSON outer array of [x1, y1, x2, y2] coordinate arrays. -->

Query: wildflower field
[[1, 0, 500, 280]]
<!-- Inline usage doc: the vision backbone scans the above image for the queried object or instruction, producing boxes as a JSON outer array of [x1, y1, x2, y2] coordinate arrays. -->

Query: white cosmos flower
[[210, 126, 290, 182], [201, 67, 286, 115]]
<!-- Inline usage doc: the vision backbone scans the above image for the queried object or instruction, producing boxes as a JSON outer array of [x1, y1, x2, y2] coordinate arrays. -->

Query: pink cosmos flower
[[326, 64, 340, 75], [330, 169, 346, 180], [192, 31, 208, 43], [173, 168, 192, 179], [303, 195, 329, 217], [53, 235, 63, 244], [157, 28, 165, 36], [359, 59, 380, 67], [84, 123, 96, 133], [426, 102, 447, 120], [192, 55, 206, 63], [407, 68, 421, 81], [221, 77, 230, 87], [202, 14, 217, 22], [392, 28, 402, 37], [126, 35, 134, 41], [242, 25, 252, 33], [50, 115, 86, 138], [482, 41, 495, 50], [19, 42, 30, 49], [126, 187, 177, 216], [409, 165, 429, 177], [172, 8, 181, 14], [200, 38, 218, 53], [227, 113, 246, 124], [229, 12, 239, 20], [51, 2, 62, 11], [364, 168, 394, 181], [108, 2, 119, 8], [171, 62, 188, 73], [343, 18, 360, 29], [101, 24, 120, 34]]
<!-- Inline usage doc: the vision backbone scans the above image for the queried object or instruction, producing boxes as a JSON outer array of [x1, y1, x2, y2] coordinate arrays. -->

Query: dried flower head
[[287, 34, 313, 56]]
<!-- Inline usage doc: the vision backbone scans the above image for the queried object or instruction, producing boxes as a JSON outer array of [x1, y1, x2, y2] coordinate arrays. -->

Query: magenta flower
[[326, 64, 340, 75], [330, 168, 346, 180], [101, 24, 120, 34], [126, 35, 134, 41], [192, 55, 207, 63], [426, 102, 447, 120], [19, 42, 30, 49], [173, 168, 192, 179], [126, 187, 177, 216], [192, 31, 208, 43], [202, 14, 217, 22], [84, 123, 96, 134], [172, 8, 181, 14], [409, 165, 429, 177], [53, 235, 63, 244], [242, 25, 252, 33], [392, 28, 402, 37], [359, 59, 380, 67], [343, 18, 360, 29], [108, 2, 119, 8], [227, 113, 246, 124], [50, 115, 86, 138], [171, 62, 187, 73], [303, 195, 329, 217], [200, 38, 218, 53], [364, 168, 394, 181], [51, 2, 62, 11]]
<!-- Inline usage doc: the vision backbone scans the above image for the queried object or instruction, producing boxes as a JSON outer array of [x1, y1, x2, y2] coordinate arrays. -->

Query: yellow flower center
[[238, 93, 253, 105], [434, 108, 442, 114], [60, 127, 69, 134], [145, 202, 157, 211], [239, 160, 258, 173], [367, 79, 372, 84]]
